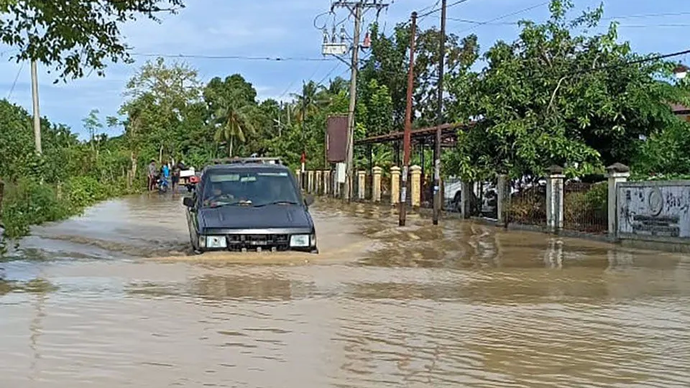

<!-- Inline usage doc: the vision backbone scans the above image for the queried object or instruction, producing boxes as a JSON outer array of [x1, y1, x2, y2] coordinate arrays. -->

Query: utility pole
[[399, 11, 417, 227], [432, 0, 447, 225], [301, 82, 307, 186], [343, 3, 361, 202], [326, 0, 388, 202], [31, 60, 42, 155]]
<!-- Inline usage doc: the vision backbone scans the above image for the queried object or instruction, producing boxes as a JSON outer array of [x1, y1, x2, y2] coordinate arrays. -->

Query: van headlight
[[289, 234, 310, 247], [205, 235, 227, 249]]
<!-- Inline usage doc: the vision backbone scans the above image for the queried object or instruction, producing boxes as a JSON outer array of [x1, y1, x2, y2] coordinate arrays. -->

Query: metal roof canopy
[[354, 122, 474, 146]]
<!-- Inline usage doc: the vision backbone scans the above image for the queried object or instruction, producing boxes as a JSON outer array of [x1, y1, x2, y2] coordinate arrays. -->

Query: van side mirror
[[304, 195, 315, 206], [183, 197, 195, 208]]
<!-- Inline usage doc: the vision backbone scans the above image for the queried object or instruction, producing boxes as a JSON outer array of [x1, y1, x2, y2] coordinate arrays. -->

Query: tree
[[82, 109, 103, 153], [203, 75, 259, 157], [327, 77, 349, 95], [212, 101, 256, 157], [359, 22, 478, 130], [356, 79, 394, 137], [292, 81, 330, 123], [445, 0, 690, 180], [118, 57, 203, 174], [0, 0, 185, 81]]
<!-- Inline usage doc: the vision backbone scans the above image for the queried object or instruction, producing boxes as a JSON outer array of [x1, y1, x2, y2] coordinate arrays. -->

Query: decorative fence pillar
[[607, 163, 630, 239], [390, 166, 401, 204], [497, 174, 510, 225], [372, 166, 383, 202], [323, 170, 331, 195], [315, 170, 323, 195], [410, 165, 422, 208], [307, 170, 315, 194], [357, 170, 367, 200], [546, 165, 565, 232]]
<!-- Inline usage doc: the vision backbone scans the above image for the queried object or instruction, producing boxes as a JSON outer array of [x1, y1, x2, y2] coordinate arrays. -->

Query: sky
[[0, 0, 689, 139]]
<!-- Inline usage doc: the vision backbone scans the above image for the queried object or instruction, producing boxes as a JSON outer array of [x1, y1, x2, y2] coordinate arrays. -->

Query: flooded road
[[2, 194, 690, 387]]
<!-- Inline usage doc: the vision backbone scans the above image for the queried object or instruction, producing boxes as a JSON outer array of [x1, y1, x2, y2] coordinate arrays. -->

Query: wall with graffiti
[[617, 181, 690, 240]]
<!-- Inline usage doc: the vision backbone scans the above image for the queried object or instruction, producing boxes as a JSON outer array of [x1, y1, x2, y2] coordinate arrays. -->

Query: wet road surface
[[2, 193, 690, 387]]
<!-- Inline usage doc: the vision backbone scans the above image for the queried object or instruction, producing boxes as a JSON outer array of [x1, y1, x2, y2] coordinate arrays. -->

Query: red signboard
[[327, 115, 348, 163]]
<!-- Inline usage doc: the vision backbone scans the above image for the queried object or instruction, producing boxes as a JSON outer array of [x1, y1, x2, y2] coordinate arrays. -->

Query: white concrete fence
[[297, 162, 690, 251]]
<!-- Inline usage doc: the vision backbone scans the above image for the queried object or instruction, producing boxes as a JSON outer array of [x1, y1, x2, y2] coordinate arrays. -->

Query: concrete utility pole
[[432, 0, 447, 225], [343, 3, 361, 202], [399, 11, 417, 227], [31, 60, 42, 155], [327, 0, 388, 202]]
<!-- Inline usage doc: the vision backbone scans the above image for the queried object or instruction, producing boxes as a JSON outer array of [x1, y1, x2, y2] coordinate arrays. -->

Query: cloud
[[0, 0, 686, 139]]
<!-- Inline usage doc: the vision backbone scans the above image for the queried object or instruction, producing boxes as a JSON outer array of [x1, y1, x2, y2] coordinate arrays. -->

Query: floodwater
[[1, 193, 690, 387]]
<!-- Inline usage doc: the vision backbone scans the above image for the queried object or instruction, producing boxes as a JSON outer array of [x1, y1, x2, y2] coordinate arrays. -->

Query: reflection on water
[[1, 195, 690, 387]]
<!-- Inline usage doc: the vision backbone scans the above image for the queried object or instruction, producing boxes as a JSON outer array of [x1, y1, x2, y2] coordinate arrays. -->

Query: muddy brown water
[[1, 193, 690, 387]]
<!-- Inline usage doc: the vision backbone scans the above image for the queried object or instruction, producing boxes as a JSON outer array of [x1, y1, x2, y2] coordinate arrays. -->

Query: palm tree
[[291, 81, 330, 123], [212, 98, 256, 157], [290, 81, 332, 161], [327, 76, 349, 96]]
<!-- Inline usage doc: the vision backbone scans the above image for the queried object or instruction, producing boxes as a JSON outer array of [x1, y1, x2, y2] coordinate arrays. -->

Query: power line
[[618, 24, 690, 28], [7, 61, 25, 99], [129, 53, 337, 62], [419, 0, 471, 19], [449, 10, 690, 27], [456, 1, 548, 33], [418, 0, 440, 17], [604, 11, 690, 20], [316, 62, 346, 86], [475, 47, 690, 89]]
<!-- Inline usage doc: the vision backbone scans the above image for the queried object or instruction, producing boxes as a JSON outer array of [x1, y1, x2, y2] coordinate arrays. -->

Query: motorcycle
[[157, 176, 169, 194]]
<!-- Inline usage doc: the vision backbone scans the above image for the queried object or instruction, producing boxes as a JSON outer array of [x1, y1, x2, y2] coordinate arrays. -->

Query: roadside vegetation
[[1, 0, 690, 239]]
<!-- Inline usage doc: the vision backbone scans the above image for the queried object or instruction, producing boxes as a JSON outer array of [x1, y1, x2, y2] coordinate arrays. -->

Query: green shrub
[[1, 179, 71, 238], [64, 176, 109, 210], [0, 175, 136, 240], [564, 182, 607, 226]]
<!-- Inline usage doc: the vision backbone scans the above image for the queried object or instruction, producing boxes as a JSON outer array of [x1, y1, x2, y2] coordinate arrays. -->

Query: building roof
[[354, 122, 476, 146], [671, 103, 690, 115]]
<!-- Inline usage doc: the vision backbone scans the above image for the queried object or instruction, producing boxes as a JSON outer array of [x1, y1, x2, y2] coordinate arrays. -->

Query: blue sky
[[0, 0, 689, 139]]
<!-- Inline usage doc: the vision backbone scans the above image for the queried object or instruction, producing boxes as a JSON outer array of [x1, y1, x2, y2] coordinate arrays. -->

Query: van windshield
[[202, 171, 300, 208]]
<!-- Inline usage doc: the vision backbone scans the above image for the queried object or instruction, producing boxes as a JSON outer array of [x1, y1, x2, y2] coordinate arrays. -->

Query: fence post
[[497, 173, 510, 225], [546, 165, 565, 233], [357, 170, 366, 200], [315, 170, 323, 195], [323, 170, 331, 195], [372, 166, 383, 202], [606, 163, 630, 239], [390, 166, 401, 205], [307, 170, 314, 193], [295, 169, 302, 190], [410, 165, 422, 208]]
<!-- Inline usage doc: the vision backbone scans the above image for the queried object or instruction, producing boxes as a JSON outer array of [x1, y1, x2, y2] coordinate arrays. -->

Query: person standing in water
[[147, 159, 157, 191], [171, 160, 181, 192], [162, 162, 170, 187]]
